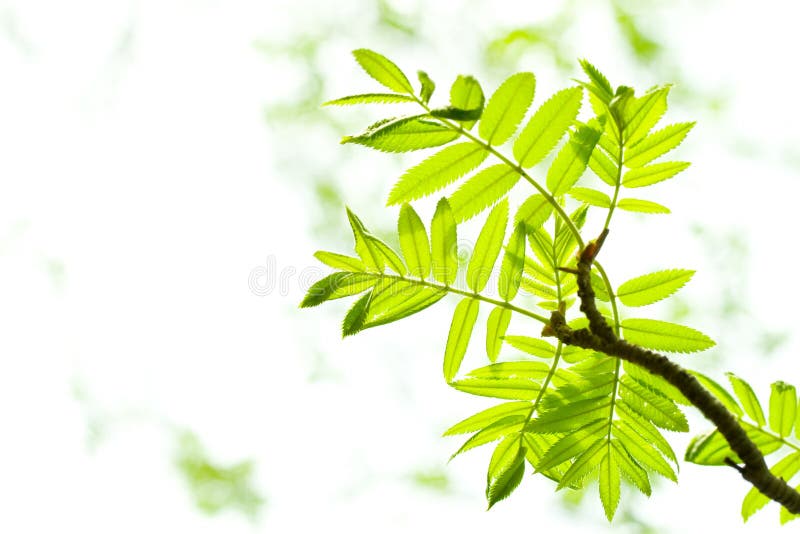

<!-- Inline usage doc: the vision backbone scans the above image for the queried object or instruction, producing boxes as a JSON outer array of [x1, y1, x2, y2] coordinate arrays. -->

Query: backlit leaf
[[616, 269, 694, 307], [479, 72, 536, 145], [467, 200, 508, 292], [622, 161, 690, 188], [352, 48, 414, 94], [498, 223, 526, 301], [387, 142, 488, 205], [742, 451, 800, 521], [449, 164, 519, 222], [624, 122, 695, 168], [450, 415, 527, 459], [514, 194, 553, 231], [579, 59, 614, 104], [621, 318, 715, 353], [769, 381, 797, 437], [343, 116, 459, 153], [486, 440, 526, 509], [443, 401, 531, 436], [727, 372, 766, 426], [300, 272, 378, 308], [313, 251, 366, 272], [621, 86, 669, 145], [617, 198, 670, 213], [418, 70, 435, 104], [569, 187, 611, 208], [689, 371, 743, 417], [398, 204, 431, 279], [346, 208, 383, 271], [546, 123, 602, 195], [486, 307, 512, 363], [513, 87, 582, 168], [503, 336, 556, 359], [449, 75, 485, 130], [362, 278, 447, 329], [444, 297, 480, 381], [450, 377, 542, 401], [599, 445, 620, 521], [323, 93, 416, 106], [431, 198, 458, 285]]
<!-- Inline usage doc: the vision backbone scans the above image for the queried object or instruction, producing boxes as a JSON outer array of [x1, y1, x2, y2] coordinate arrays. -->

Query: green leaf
[[622, 161, 690, 188], [727, 372, 766, 426], [486, 307, 512, 363], [444, 298, 480, 381], [617, 198, 670, 214], [613, 420, 676, 481], [578, 59, 614, 104], [430, 106, 483, 121], [599, 445, 620, 521], [450, 377, 542, 400], [362, 278, 447, 330], [521, 278, 558, 299], [397, 204, 431, 279], [449, 164, 519, 222], [443, 401, 531, 436], [342, 292, 371, 337], [569, 187, 611, 208], [618, 376, 688, 432], [503, 336, 556, 359], [313, 251, 366, 272], [528, 397, 611, 434], [536, 419, 607, 470], [346, 208, 384, 271], [589, 147, 618, 187], [450, 415, 527, 459], [342, 115, 459, 153], [418, 70, 435, 104], [486, 439, 526, 509], [369, 236, 407, 275], [689, 371, 743, 417], [615, 401, 677, 463], [479, 72, 536, 145], [467, 361, 551, 381], [769, 381, 797, 437], [467, 200, 508, 292], [513, 87, 583, 168], [621, 318, 715, 353], [546, 123, 602, 195], [514, 194, 553, 231], [557, 436, 606, 489], [612, 439, 651, 496], [299, 272, 378, 308], [624, 122, 695, 168], [616, 269, 694, 307], [621, 87, 669, 145], [742, 451, 800, 521], [431, 198, 458, 285], [684, 425, 784, 466], [498, 224, 526, 301], [323, 93, 417, 106], [387, 142, 488, 205], [352, 48, 414, 94], [449, 75, 485, 130]]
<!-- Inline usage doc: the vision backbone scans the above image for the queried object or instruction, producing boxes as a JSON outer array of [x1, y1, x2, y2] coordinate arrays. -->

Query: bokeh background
[[2, 0, 800, 532]]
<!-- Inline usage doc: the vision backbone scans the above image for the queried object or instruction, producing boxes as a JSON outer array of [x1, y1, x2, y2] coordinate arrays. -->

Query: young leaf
[[599, 445, 621, 521], [569, 187, 612, 208], [418, 70, 435, 104], [621, 86, 669, 145], [769, 381, 797, 437], [622, 161, 690, 188], [467, 361, 551, 381], [314, 251, 366, 272], [443, 401, 532, 436], [528, 397, 611, 434], [449, 164, 519, 222], [444, 298, 480, 381], [299, 272, 378, 308], [369, 236, 407, 275], [624, 122, 695, 168], [486, 443, 526, 509], [615, 402, 677, 463], [429, 106, 483, 121], [346, 208, 384, 271], [486, 307, 512, 362], [589, 148, 618, 187], [536, 419, 607, 470], [579, 59, 614, 104], [617, 198, 670, 214], [431, 198, 458, 285], [621, 318, 715, 353], [449, 75, 485, 130], [503, 336, 556, 359], [513, 87, 583, 168], [343, 115, 460, 153], [514, 194, 553, 231], [450, 415, 528, 459], [468, 200, 509, 292], [362, 278, 447, 329], [612, 439, 652, 496], [352, 48, 414, 94], [546, 123, 602, 195], [397, 204, 431, 279], [742, 451, 800, 521], [556, 436, 607, 489], [613, 420, 677, 481], [727, 372, 766, 426], [449, 377, 542, 400], [689, 371, 743, 417], [618, 376, 689, 432], [616, 269, 694, 307], [479, 72, 536, 145], [323, 93, 417, 106], [342, 291, 372, 337], [388, 142, 488, 205], [498, 223, 526, 301]]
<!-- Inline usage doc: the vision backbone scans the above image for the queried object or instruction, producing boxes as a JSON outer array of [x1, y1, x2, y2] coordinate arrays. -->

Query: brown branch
[[545, 229, 800, 514]]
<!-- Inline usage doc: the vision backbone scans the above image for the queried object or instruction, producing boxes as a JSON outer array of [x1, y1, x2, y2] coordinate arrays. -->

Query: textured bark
[[545, 229, 800, 514]]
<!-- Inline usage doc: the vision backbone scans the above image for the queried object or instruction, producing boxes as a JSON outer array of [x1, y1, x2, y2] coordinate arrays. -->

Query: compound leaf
[[486, 307, 512, 362], [313, 250, 366, 272], [443, 401, 532, 436], [479, 72, 536, 145], [444, 297, 480, 381], [398, 203, 431, 279], [617, 198, 670, 213], [323, 93, 416, 106], [624, 122, 695, 168], [468, 200, 508, 292], [352, 48, 414, 94], [569, 187, 611, 208], [343, 116, 459, 153], [431, 198, 458, 285], [769, 381, 797, 437], [546, 123, 602, 195], [727, 372, 766, 426], [498, 223, 526, 301], [616, 269, 694, 307], [621, 318, 715, 353], [513, 86, 582, 168], [449, 164, 519, 222], [622, 161, 690, 188]]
